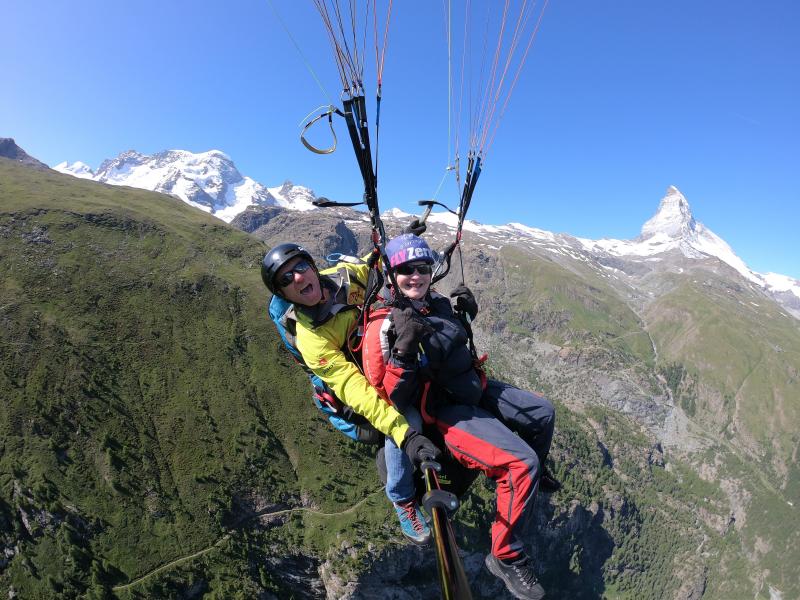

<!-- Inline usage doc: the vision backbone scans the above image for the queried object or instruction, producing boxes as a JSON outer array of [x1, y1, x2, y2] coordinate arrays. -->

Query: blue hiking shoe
[[394, 499, 431, 545]]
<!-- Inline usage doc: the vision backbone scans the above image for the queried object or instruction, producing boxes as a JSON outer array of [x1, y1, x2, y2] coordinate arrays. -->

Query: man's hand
[[401, 430, 442, 466], [391, 306, 434, 358], [402, 218, 427, 236], [450, 284, 478, 320]]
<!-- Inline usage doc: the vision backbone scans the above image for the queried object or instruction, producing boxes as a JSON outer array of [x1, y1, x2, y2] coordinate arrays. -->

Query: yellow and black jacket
[[294, 258, 410, 447]]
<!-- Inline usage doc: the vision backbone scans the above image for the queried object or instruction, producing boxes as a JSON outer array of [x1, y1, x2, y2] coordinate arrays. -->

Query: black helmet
[[261, 243, 315, 294]]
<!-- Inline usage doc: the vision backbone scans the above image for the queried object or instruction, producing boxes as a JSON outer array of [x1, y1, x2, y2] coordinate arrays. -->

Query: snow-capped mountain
[[590, 187, 800, 309], [578, 186, 761, 284], [53, 160, 94, 179], [53, 149, 316, 222], [384, 187, 800, 318]]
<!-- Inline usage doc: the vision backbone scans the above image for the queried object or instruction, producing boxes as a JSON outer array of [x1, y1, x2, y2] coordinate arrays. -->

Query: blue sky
[[4, 1, 799, 278]]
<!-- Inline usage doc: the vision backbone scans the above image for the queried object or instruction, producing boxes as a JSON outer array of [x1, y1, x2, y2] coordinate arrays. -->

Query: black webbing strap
[[313, 197, 364, 208], [457, 155, 482, 239], [431, 155, 482, 285]]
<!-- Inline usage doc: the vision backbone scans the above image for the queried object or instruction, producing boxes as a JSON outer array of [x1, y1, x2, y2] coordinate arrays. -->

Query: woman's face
[[394, 262, 432, 300]]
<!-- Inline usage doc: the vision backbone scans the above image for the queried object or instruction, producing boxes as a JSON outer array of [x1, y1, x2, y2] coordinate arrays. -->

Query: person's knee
[[513, 446, 540, 481], [541, 396, 555, 425], [527, 392, 554, 426]]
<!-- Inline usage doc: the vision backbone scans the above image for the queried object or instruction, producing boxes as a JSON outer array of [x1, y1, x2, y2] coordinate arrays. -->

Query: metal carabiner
[[300, 105, 343, 155]]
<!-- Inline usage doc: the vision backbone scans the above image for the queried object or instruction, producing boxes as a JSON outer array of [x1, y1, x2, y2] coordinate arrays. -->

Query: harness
[[363, 293, 488, 427]]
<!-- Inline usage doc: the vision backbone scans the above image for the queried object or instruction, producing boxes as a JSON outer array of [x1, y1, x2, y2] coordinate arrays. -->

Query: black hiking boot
[[485, 553, 545, 600], [539, 465, 561, 494]]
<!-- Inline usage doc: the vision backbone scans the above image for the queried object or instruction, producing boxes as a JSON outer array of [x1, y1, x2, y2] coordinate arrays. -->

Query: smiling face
[[394, 262, 432, 300], [276, 256, 323, 306]]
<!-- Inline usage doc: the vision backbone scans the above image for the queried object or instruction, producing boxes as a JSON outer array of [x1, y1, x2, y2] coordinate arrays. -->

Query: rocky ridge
[[0, 138, 50, 171], [54, 148, 800, 319]]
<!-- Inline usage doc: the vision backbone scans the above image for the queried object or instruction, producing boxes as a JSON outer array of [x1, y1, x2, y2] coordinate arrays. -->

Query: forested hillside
[[0, 161, 385, 598]]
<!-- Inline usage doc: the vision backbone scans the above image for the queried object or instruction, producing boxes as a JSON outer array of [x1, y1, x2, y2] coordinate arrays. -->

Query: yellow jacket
[[295, 258, 410, 447]]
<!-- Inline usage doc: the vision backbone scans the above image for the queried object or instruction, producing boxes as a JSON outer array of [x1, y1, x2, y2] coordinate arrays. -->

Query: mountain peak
[[53, 161, 95, 179], [640, 186, 696, 240], [0, 138, 51, 171]]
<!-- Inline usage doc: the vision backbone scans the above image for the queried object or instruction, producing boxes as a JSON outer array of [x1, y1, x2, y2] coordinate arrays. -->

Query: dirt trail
[[112, 487, 384, 593]]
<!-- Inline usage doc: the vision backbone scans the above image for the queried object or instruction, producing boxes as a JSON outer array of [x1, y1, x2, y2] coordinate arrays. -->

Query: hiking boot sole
[[402, 531, 431, 546]]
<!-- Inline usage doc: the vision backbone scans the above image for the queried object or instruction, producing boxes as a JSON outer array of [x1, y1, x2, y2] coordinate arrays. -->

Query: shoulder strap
[[268, 295, 305, 365]]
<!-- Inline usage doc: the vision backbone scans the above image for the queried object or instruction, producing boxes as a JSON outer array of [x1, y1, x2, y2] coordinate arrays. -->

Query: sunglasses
[[277, 260, 313, 287], [395, 262, 433, 276]]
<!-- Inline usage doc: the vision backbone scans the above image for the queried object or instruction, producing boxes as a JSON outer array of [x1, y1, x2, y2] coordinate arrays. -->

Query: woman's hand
[[402, 218, 427, 236], [401, 430, 441, 466], [450, 284, 478, 320], [391, 306, 433, 358]]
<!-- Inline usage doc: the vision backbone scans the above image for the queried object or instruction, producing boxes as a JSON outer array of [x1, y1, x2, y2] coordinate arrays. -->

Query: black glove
[[391, 306, 433, 358], [401, 430, 441, 466], [402, 218, 427, 236], [450, 284, 478, 320]]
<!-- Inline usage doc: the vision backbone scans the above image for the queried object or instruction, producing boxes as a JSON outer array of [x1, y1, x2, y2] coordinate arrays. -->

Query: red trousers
[[432, 380, 555, 559]]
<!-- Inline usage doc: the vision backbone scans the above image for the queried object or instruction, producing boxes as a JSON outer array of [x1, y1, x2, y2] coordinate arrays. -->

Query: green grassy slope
[[644, 275, 800, 598], [645, 276, 800, 480], [491, 246, 655, 364], [0, 161, 385, 598], [466, 243, 799, 598]]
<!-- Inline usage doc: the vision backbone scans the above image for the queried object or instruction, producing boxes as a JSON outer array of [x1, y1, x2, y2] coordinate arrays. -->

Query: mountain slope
[[0, 160, 387, 598], [0, 138, 50, 171], [238, 199, 800, 598], [2, 155, 746, 600], [5, 150, 799, 598]]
